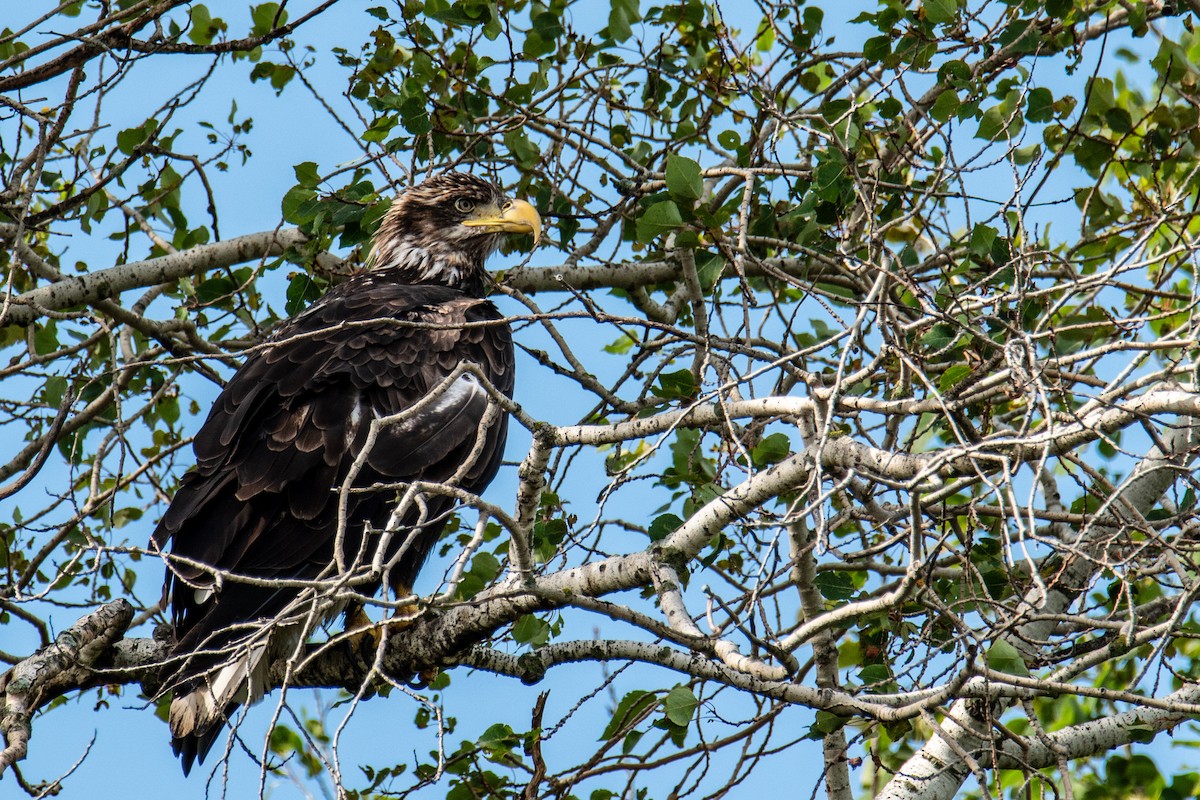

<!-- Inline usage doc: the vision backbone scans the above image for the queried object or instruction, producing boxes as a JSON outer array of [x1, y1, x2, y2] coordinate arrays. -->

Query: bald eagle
[[151, 172, 540, 774]]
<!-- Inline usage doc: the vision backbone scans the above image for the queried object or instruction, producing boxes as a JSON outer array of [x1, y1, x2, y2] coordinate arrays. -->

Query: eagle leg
[[338, 601, 418, 675], [339, 596, 439, 690], [339, 603, 380, 685]]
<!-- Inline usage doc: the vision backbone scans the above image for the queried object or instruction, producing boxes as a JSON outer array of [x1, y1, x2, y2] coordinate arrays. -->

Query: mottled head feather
[[369, 172, 519, 293]]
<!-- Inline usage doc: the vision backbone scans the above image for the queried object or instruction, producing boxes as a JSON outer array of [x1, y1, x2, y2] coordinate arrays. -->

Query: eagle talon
[[346, 631, 379, 666], [405, 668, 441, 690]]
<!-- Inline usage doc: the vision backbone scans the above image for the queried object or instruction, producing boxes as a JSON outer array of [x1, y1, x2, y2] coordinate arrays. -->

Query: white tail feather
[[168, 602, 344, 740], [168, 642, 266, 739]]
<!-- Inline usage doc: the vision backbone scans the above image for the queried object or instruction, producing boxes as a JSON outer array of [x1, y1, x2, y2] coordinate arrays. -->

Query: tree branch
[[0, 600, 135, 776], [0, 227, 313, 326], [878, 414, 1200, 800]]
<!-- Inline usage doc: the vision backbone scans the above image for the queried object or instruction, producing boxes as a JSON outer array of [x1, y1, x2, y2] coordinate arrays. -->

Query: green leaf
[[158, 396, 180, 425], [187, 5, 222, 45], [694, 251, 724, 289], [1084, 77, 1115, 117], [813, 571, 855, 600], [293, 161, 320, 188], [754, 17, 776, 52], [33, 320, 59, 356], [250, 2, 288, 36], [651, 369, 697, 400], [285, 273, 322, 315], [938, 364, 972, 393], [662, 685, 697, 727], [986, 640, 1029, 676], [858, 664, 891, 685], [923, 0, 959, 25], [607, 0, 640, 42], [647, 513, 683, 542], [249, 61, 295, 93], [1151, 39, 1191, 84], [1104, 107, 1133, 134], [281, 185, 319, 225], [603, 333, 636, 354], [976, 99, 1023, 141], [269, 723, 304, 755], [1127, 726, 1157, 745], [1011, 143, 1041, 166], [601, 690, 657, 740], [399, 97, 432, 135], [1044, 0, 1072, 17], [362, 115, 397, 143], [479, 722, 517, 750], [930, 89, 960, 122], [813, 151, 848, 201], [458, 551, 502, 599], [665, 154, 703, 203], [116, 120, 156, 155], [42, 375, 67, 407], [470, 551, 501, 582], [504, 129, 541, 168], [869, 95, 898, 117], [635, 200, 683, 243], [1073, 138, 1115, 172], [1025, 87, 1055, 123], [717, 129, 741, 152], [533, 517, 567, 561], [863, 35, 890, 63], [751, 433, 790, 466], [937, 59, 971, 86], [806, 709, 846, 739], [111, 507, 143, 529], [997, 18, 1039, 53], [969, 224, 998, 257], [512, 614, 551, 647], [195, 277, 234, 306], [921, 323, 956, 350]]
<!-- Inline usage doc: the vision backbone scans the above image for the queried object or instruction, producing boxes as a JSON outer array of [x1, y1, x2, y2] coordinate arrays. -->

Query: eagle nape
[[151, 172, 540, 775]]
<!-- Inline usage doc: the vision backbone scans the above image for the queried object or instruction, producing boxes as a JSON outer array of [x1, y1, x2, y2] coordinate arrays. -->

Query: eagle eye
[[454, 198, 475, 213]]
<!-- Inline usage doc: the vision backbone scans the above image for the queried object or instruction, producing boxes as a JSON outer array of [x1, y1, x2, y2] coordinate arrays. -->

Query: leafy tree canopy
[[3, 1, 1200, 799]]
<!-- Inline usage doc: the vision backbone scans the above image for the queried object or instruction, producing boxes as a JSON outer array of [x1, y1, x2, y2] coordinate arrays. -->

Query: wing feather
[[154, 274, 513, 670]]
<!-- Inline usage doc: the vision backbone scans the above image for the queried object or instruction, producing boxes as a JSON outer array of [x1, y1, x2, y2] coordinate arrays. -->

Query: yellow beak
[[462, 199, 542, 246]]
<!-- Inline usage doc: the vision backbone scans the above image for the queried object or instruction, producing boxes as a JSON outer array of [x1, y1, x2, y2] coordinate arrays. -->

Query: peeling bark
[[0, 600, 135, 774]]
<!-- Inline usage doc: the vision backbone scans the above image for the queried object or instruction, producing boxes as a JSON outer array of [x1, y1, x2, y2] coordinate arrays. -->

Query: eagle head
[[369, 172, 541, 290]]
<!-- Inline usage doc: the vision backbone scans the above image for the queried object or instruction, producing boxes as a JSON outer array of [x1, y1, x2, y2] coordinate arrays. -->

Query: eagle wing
[[151, 273, 513, 770]]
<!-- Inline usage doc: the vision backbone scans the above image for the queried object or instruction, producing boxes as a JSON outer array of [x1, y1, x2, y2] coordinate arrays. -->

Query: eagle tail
[[168, 641, 269, 775], [172, 716, 224, 777]]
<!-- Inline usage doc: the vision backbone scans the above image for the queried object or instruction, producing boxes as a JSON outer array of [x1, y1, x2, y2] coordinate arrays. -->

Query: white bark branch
[[0, 600, 134, 776], [0, 222, 843, 328], [878, 413, 1200, 800], [0, 226, 317, 326]]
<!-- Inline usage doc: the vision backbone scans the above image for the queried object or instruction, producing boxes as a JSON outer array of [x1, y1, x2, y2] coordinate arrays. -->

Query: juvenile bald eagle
[[151, 172, 540, 774]]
